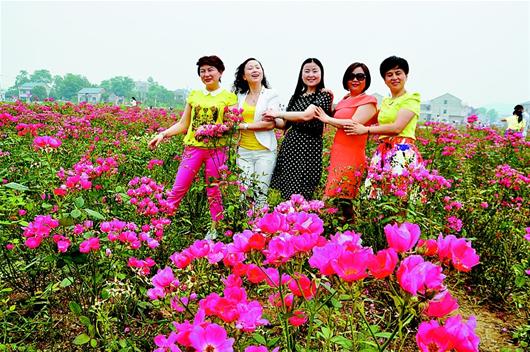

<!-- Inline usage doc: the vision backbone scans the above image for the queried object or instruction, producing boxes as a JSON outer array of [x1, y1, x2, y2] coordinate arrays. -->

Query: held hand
[[148, 133, 164, 149], [314, 106, 329, 123], [262, 109, 278, 122], [344, 122, 368, 136]]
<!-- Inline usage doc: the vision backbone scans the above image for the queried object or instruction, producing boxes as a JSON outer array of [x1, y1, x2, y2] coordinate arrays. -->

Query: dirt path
[[456, 293, 524, 351]]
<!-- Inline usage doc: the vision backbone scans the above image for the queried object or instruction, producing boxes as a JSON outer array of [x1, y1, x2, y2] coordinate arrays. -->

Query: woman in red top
[[315, 63, 377, 214]]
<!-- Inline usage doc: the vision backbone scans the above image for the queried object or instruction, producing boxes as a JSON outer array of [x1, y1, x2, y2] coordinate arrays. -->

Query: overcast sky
[[1, 0, 529, 109]]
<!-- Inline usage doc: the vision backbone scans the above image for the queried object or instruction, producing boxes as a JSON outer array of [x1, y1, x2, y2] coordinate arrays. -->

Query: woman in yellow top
[[501, 106, 526, 136], [232, 58, 280, 208], [347, 56, 422, 195], [148, 55, 237, 239]]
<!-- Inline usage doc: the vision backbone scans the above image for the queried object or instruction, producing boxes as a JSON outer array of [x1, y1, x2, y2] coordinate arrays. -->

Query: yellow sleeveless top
[[240, 101, 266, 150]]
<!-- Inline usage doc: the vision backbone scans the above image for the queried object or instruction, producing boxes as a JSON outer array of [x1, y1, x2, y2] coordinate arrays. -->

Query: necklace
[[247, 91, 260, 105]]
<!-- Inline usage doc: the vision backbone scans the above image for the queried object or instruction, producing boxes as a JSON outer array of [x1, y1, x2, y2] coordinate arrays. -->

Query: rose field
[[0, 100, 529, 352]]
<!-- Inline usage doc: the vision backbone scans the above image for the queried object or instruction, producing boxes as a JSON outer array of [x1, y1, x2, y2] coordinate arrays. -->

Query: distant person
[[516, 104, 529, 138], [501, 105, 526, 137], [148, 55, 237, 239], [263, 58, 333, 201], [130, 97, 138, 107], [346, 56, 422, 197], [232, 58, 279, 208]]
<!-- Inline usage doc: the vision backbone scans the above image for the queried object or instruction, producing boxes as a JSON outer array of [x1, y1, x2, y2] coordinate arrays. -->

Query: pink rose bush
[[147, 195, 481, 351]]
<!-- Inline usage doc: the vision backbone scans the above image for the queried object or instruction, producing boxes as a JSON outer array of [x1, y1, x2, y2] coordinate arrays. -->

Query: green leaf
[[69, 301, 82, 315], [60, 277, 74, 288], [374, 331, 393, 339], [74, 196, 85, 208], [73, 333, 90, 345], [320, 326, 332, 339], [267, 337, 280, 347], [101, 289, 110, 300], [331, 336, 352, 348], [70, 209, 82, 218], [79, 315, 92, 328], [252, 333, 267, 345], [84, 208, 105, 220], [4, 182, 29, 191], [90, 339, 97, 348]]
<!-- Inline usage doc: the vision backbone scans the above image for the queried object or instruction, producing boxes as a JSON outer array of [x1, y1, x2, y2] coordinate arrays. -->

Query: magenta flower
[[368, 248, 399, 279], [397, 255, 445, 296], [437, 235, 479, 272], [153, 331, 181, 352], [33, 136, 62, 150], [189, 323, 234, 352], [444, 315, 480, 352], [309, 242, 343, 275], [235, 300, 269, 332], [416, 320, 454, 351], [79, 237, 100, 253], [331, 249, 371, 282], [467, 114, 478, 123], [384, 222, 421, 253], [425, 290, 459, 318]]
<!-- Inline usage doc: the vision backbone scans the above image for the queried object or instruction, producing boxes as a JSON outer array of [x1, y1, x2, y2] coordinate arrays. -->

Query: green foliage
[[101, 76, 136, 99], [50, 73, 92, 101], [30, 86, 47, 101]]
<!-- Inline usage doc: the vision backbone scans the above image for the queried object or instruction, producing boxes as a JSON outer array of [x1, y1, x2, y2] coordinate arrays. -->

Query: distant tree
[[31, 86, 48, 101], [475, 107, 487, 115], [486, 108, 499, 120], [5, 87, 19, 100], [100, 76, 135, 99], [30, 69, 53, 84], [15, 70, 30, 87], [144, 79, 176, 107], [52, 73, 92, 101]]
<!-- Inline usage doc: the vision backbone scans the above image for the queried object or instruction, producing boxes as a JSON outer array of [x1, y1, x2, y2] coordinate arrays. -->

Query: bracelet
[[241, 123, 249, 130]]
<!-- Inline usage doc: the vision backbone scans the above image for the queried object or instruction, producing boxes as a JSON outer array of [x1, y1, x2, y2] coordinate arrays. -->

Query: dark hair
[[196, 55, 225, 75], [513, 107, 523, 123], [232, 58, 270, 94], [342, 62, 371, 92], [292, 58, 326, 98], [379, 56, 409, 78]]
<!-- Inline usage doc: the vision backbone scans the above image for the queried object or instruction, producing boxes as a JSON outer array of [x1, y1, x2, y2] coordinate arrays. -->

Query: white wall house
[[78, 88, 105, 103], [18, 82, 51, 101], [420, 93, 471, 125]]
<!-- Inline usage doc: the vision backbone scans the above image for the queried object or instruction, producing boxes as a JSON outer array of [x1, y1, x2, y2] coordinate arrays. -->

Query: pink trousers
[[167, 146, 227, 221]]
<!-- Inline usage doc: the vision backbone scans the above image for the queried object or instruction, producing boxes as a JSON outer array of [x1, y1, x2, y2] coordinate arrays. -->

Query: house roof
[[431, 93, 461, 102], [78, 87, 105, 94]]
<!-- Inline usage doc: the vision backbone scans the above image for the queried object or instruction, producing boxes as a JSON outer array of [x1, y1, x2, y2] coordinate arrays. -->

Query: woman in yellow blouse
[[501, 106, 526, 136], [347, 56, 422, 195], [148, 55, 237, 239]]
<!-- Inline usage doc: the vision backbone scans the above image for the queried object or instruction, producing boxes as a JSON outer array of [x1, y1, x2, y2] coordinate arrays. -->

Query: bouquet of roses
[[194, 107, 244, 143]]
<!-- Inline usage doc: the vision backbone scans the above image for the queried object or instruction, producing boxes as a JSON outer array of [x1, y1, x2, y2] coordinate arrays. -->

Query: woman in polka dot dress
[[262, 58, 333, 200]]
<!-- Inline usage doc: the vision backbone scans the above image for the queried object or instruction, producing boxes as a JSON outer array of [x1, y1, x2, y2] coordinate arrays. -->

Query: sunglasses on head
[[349, 73, 366, 81]]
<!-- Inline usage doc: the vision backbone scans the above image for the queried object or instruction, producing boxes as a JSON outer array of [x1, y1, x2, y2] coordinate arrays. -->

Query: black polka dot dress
[[271, 91, 333, 200]]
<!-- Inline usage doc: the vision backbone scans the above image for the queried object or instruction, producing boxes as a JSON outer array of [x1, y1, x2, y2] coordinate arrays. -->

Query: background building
[[77, 87, 105, 103]]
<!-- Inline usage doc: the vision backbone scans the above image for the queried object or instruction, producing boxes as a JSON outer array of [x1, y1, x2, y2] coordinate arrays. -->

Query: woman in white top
[[232, 58, 280, 207]]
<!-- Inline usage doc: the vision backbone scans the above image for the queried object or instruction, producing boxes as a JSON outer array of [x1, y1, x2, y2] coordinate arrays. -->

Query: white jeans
[[237, 147, 277, 207]]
